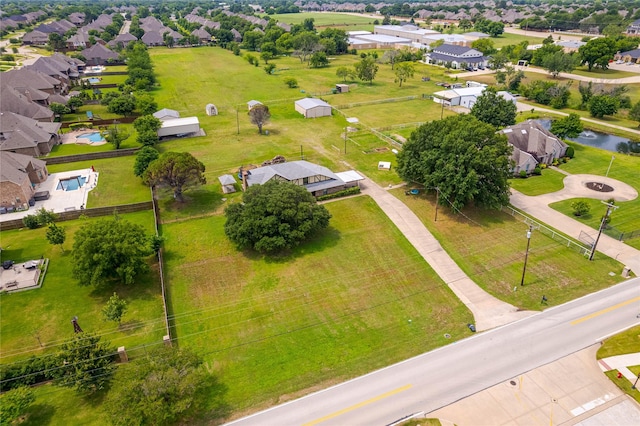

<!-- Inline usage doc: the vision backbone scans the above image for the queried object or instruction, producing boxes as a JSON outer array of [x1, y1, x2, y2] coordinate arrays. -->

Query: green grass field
[[509, 167, 567, 196], [0, 211, 164, 364], [389, 187, 624, 310], [548, 142, 640, 249], [266, 12, 376, 28], [162, 196, 471, 413]]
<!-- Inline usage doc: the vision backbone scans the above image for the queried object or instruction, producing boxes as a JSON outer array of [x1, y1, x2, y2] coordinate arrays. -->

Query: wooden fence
[[60, 115, 138, 129], [43, 147, 140, 165], [0, 201, 152, 231]]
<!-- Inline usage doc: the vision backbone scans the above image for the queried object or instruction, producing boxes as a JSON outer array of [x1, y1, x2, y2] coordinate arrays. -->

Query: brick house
[[0, 152, 48, 211]]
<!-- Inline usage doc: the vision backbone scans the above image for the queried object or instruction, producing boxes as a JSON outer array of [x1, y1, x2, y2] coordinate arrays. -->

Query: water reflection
[[536, 119, 640, 154]]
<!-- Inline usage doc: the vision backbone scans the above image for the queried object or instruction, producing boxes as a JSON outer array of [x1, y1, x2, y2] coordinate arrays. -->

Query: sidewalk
[[510, 174, 640, 275], [599, 352, 640, 384], [359, 176, 535, 331]]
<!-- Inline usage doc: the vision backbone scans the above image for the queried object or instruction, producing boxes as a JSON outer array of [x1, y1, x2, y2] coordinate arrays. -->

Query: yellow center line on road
[[302, 384, 413, 426], [571, 296, 640, 326]]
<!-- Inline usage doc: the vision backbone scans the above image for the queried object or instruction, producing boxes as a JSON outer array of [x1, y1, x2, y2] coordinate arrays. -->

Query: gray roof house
[[0, 111, 61, 156], [626, 19, 640, 36], [81, 43, 119, 66], [1, 69, 66, 95], [108, 32, 138, 48], [425, 44, 487, 69], [141, 31, 166, 46], [244, 160, 363, 197], [191, 28, 211, 43], [501, 120, 568, 168], [0, 152, 49, 211], [0, 86, 55, 122]]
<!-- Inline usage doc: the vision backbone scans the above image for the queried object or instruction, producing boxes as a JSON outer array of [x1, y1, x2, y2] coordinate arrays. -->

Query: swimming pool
[[88, 77, 100, 84], [77, 132, 104, 143], [57, 176, 87, 191]]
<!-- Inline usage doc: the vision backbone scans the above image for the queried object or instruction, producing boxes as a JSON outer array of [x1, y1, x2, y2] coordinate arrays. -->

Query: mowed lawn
[[509, 167, 567, 196], [149, 46, 453, 215], [46, 156, 151, 207], [0, 211, 165, 364], [548, 142, 640, 249], [161, 196, 471, 413], [391, 188, 624, 310], [266, 12, 376, 27]]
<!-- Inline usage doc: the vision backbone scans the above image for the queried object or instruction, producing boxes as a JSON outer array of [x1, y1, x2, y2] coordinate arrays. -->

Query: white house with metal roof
[[244, 160, 362, 197], [425, 44, 487, 69]]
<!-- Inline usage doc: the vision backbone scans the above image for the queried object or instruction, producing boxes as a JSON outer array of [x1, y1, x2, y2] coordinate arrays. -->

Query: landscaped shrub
[[69, 122, 93, 131], [571, 200, 590, 216], [519, 170, 528, 178], [22, 214, 40, 229], [284, 77, 298, 88], [565, 146, 574, 158], [316, 186, 361, 201], [533, 166, 542, 175], [539, 163, 548, 169], [0, 355, 58, 391]]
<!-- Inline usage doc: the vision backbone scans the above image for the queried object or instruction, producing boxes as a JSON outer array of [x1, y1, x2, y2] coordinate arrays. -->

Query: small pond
[[536, 119, 640, 154]]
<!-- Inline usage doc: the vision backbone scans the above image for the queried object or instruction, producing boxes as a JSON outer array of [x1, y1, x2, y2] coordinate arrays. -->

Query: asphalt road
[[226, 278, 640, 426]]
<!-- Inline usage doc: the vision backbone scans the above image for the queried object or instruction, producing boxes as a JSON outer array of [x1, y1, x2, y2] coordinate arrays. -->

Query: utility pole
[[236, 107, 239, 135], [344, 125, 347, 154], [520, 225, 533, 286], [589, 201, 618, 261]]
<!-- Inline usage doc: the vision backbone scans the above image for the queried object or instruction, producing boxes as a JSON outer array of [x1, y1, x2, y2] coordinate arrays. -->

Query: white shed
[[157, 117, 200, 138], [247, 100, 262, 110], [153, 108, 180, 121], [205, 104, 218, 116], [295, 98, 332, 118]]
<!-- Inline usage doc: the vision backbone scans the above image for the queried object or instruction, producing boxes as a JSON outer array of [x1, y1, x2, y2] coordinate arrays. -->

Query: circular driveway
[[530, 174, 638, 204]]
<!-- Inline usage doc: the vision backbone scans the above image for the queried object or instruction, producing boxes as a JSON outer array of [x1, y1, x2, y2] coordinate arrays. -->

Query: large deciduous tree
[[144, 152, 206, 202], [134, 146, 160, 177], [470, 87, 517, 128], [396, 115, 512, 211], [550, 113, 584, 138], [248, 104, 271, 134], [394, 62, 415, 87], [224, 180, 331, 253], [542, 51, 577, 78], [354, 56, 379, 85], [589, 95, 619, 118], [291, 31, 321, 64], [133, 114, 162, 134], [51, 333, 116, 394], [578, 37, 617, 71], [72, 217, 152, 287], [104, 347, 219, 426]]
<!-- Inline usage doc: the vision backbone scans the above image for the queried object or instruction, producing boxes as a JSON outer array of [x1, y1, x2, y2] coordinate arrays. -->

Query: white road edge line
[[595, 322, 640, 342]]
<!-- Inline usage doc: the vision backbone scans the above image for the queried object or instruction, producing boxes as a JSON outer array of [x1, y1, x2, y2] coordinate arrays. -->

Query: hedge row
[[0, 355, 58, 391], [316, 186, 361, 201]]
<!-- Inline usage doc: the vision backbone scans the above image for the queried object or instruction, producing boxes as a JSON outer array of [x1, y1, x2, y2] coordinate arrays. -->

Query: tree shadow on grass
[[262, 225, 342, 265], [24, 403, 55, 425], [191, 375, 232, 425]]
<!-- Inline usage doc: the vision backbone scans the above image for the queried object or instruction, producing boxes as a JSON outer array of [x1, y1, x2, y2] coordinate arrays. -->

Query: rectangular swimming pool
[[57, 176, 87, 191]]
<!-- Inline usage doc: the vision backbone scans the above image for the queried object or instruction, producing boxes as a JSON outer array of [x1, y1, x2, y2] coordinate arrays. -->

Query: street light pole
[[632, 372, 640, 390], [589, 201, 618, 261], [520, 225, 533, 286], [605, 155, 615, 177]]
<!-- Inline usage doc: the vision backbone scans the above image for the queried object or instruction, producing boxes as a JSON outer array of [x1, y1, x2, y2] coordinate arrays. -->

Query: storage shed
[[218, 174, 237, 193], [206, 104, 218, 116], [295, 98, 332, 118], [153, 108, 180, 121], [157, 117, 200, 138], [336, 84, 349, 93]]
